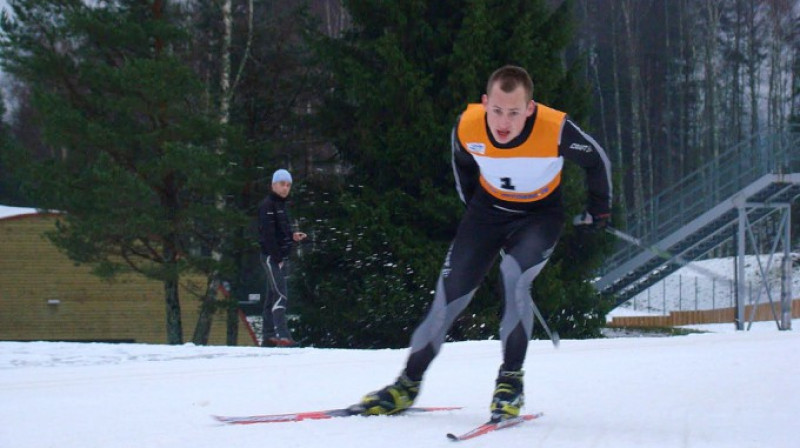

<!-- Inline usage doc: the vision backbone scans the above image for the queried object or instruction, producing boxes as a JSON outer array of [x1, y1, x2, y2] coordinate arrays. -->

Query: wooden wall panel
[[0, 214, 256, 346]]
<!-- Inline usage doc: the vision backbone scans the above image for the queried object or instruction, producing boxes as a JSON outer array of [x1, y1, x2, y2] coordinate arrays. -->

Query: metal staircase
[[595, 128, 800, 328]]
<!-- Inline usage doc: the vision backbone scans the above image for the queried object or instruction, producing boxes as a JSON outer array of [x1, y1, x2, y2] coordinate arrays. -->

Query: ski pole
[[531, 299, 560, 348]]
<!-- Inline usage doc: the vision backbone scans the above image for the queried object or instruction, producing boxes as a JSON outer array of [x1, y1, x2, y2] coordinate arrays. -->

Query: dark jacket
[[258, 192, 294, 264]]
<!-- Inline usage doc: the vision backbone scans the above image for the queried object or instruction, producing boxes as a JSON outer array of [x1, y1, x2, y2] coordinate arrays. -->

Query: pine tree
[[0, 92, 20, 205], [0, 0, 242, 344], [294, 0, 612, 348]]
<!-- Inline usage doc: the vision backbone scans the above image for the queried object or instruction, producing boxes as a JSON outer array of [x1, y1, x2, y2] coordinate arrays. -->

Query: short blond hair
[[486, 65, 534, 101]]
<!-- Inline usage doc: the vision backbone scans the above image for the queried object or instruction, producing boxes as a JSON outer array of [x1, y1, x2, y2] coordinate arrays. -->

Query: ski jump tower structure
[[596, 129, 800, 330]]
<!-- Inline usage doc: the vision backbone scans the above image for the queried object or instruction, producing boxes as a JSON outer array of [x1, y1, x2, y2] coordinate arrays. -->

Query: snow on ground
[[2, 326, 799, 448]]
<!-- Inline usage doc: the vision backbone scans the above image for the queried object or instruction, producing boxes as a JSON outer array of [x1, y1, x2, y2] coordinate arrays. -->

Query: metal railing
[[602, 127, 800, 274]]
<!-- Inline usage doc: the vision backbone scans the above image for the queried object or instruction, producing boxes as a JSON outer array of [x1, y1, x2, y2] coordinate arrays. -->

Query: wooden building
[[0, 206, 256, 345]]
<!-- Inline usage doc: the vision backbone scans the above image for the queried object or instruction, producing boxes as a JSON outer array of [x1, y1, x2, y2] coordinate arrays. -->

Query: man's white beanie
[[272, 169, 292, 184]]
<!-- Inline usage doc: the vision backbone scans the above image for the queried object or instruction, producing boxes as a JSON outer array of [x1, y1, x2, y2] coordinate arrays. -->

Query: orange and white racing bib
[[456, 103, 566, 203]]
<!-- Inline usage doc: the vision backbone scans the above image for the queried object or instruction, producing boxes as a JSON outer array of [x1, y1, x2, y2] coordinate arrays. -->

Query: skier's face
[[272, 181, 292, 198], [481, 83, 534, 144]]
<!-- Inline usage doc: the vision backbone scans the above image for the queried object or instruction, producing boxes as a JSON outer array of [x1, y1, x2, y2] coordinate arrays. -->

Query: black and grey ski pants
[[405, 203, 563, 380], [260, 254, 292, 341]]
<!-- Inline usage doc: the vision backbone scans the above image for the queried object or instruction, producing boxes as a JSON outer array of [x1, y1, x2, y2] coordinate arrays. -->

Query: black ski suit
[[403, 103, 612, 380]]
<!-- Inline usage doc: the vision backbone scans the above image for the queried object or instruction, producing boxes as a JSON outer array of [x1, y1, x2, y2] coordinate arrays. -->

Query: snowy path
[[1, 331, 798, 447]]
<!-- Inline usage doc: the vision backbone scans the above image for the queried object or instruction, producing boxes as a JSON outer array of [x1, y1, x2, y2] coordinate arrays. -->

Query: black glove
[[572, 211, 610, 232]]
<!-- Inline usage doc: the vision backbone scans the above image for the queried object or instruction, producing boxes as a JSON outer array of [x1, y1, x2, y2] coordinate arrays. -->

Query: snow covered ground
[[2, 324, 799, 448]]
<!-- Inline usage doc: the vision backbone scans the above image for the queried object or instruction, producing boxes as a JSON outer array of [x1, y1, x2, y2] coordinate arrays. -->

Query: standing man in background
[[352, 65, 612, 421], [258, 168, 307, 347]]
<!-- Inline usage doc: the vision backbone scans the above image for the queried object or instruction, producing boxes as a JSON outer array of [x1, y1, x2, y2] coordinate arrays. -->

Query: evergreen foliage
[[294, 0, 613, 348], [0, 93, 20, 205]]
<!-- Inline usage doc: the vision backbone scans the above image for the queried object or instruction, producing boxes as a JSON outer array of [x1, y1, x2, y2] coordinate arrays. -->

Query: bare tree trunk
[[165, 276, 184, 344], [609, 1, 627, 218], [792, 16, 800, 123], [662, 0, 674, 189], [702, 0, 720, 201], [163, 228, 183, 344], [676, 0, 687, 181], [590, 50, 610, 152], [621, 0, 645, 223], [193, 278, 217, 345], [576, 0, 610, 152], [732, 0, 744, 144], [746, 0, 760, 135], [678, 0, 700, 179], [637, 1, 654, 214], [323, 0, 349, 37], [766, 0, 792, 131], [219, 0, 232, 128], [643, 85, 653, 217], [767, 1, 778, 130]]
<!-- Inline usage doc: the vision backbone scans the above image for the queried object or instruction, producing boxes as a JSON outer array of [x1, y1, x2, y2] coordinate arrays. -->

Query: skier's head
[[271, 169, 292, 198], [481, 65, 535, 144]]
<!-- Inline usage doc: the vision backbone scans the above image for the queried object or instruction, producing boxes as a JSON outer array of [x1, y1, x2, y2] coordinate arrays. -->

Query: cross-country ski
[[446, 412, 543, 441], [213, 406, 462, 425]]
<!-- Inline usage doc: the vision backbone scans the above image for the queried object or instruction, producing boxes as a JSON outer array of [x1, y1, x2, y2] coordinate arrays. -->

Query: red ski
[[213, 406, 462, 425], [446, 412, 543, 441]]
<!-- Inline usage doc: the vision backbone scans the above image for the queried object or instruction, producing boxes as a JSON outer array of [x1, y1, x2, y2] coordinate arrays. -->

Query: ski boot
[[353, 372, 421, 415], [490, 369, 524, 422]]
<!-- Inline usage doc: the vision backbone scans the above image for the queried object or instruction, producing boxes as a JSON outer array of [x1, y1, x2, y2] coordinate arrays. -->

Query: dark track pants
[[405, 203, 564, 380], [260, 254, 292, 340]]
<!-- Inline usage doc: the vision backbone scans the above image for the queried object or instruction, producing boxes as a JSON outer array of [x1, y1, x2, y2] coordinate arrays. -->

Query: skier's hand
[[572, 211, 610, 232]]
